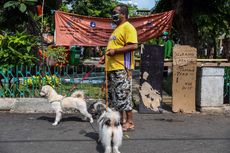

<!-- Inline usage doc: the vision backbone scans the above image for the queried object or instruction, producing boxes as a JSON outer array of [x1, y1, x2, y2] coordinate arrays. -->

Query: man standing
[[162, 31, 173, 59], [100, 4, 138, 131]]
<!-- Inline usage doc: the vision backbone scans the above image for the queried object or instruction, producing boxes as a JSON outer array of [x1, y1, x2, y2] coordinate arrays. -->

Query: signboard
[[172, 45, 197, 113], [139, 45, 164, 113]]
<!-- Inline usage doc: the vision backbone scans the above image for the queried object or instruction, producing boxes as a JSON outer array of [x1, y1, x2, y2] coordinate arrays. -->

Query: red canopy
[[55, 10, 175, 46]]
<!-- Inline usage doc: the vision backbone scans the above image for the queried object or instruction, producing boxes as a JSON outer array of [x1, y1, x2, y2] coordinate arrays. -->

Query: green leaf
[[27, 46, 31, 52], [4, 53, 8, 57], [3, 1, 19, 9], [19, 3, 27, 13]]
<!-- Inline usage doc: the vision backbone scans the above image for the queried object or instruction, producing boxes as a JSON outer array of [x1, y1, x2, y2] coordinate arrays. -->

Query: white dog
[[40, 85, 93, 126], [89, 101, 123, 153]]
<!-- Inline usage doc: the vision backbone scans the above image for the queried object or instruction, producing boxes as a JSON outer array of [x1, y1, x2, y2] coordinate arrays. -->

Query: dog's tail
[[71, 91, 84, 99]]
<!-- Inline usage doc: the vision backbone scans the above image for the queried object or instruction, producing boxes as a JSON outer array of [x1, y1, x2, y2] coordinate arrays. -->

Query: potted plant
[[44, 45, 68, 66]]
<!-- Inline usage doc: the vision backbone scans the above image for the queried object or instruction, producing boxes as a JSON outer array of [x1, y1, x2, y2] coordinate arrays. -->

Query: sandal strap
[[122, 122, 135, 129]]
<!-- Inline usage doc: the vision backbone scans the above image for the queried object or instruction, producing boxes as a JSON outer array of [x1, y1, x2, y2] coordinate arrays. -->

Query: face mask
[[111, 11, 120, 22]]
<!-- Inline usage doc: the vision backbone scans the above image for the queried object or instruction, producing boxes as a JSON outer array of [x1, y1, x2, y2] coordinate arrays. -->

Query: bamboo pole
[[41, 0, 45, 65], [105, 56, 109, 112]]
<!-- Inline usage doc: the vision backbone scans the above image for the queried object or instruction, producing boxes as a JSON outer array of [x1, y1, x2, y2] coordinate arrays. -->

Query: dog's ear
[[103, 118, 111, 127], [88, 102, 97, 114], [97, 104, 106, 112], [96, 105, 106, 118], [42, 87, 49, 97], [88, 102, 96, 110]]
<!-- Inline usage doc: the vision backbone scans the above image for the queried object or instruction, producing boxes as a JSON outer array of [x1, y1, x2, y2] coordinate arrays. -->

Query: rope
[[67, 55, 127, 113], [89, 122, 98, 133], [66, 61, 101, 96]]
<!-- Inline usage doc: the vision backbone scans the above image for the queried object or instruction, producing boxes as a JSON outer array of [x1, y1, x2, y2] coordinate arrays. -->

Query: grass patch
[[0, 83, 104, 99]]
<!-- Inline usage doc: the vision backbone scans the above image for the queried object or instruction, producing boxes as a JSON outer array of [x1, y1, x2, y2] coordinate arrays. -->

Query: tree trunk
[[172, 0, 199, 48], [213, 37, 217, 59], [223, 38, 230, 60]]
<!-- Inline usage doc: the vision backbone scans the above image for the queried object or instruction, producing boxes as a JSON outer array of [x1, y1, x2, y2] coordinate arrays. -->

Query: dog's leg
[[102, 128, 112, 153], [104, 146, 112, 153], [51, 102, 62, 126], [53, 110, 62, 126], [113, 146, 121, 153], [112, 127, 122, 153], [79, 109, 93, 123]]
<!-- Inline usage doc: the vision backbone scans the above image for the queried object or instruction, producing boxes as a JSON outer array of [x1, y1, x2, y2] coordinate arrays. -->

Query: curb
[[0, 98, 17, 111], [198, 105, 230, 115], [1, 97, 229, 114], [0, 98, 100, 113], [0, 98, 53, 113]]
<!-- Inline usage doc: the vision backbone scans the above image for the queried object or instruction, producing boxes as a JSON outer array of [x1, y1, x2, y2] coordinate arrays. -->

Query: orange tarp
[[55, 10, 175, 46]]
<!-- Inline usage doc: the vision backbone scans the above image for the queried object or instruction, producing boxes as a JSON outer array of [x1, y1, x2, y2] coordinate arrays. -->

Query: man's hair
[[116, 4, 129, 19]]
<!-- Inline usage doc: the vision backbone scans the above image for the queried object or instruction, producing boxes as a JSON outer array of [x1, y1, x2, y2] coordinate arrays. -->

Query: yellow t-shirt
[[106, 21, 138, 71]]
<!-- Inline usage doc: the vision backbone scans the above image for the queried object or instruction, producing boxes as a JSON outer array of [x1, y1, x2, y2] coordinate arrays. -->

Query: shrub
[[0, 31, 38, 67]]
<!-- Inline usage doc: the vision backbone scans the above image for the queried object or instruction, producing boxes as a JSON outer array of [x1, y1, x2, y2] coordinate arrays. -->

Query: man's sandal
[[122, 122, 135, 132]]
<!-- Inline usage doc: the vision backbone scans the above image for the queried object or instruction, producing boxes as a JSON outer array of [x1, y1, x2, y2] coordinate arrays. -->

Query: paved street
[[0, 112, 230, 153]]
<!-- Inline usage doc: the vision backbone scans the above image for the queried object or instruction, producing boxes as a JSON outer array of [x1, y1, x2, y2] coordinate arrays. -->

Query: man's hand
[[99, 55, 105, 64], [106, 49, 116, 56]]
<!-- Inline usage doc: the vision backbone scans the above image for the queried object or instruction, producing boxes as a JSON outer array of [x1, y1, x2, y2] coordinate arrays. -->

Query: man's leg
[[122, 110, 134, 131], [126, 110, 133, 124], [120, 111, 126, 125]]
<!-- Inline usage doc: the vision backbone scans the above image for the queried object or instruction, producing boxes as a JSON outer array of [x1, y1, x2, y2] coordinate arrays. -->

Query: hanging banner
[[55, 10, 175, 46]]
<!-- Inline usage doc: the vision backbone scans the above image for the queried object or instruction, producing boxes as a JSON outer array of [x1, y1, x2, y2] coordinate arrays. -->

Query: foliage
[[3, 0, 38, 13], [64, 0, 118, 17], [59, 3, 70, 12], [153, 0, 230, 58], [1, 0, 42, 36], [0, 4, 26, 33], [45, 46, 68, 65], [64, 0, 139, 18], [23, 75, 61, 88], [127, 3, 138, 17], [0, 31, 38, 66], [195, 0, 230, 55]]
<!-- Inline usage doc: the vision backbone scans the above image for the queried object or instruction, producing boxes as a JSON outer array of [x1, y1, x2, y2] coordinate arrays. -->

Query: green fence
[[1, 65, 229, 103], [0, 65, 105, 98], [224, 67, 230, 103]]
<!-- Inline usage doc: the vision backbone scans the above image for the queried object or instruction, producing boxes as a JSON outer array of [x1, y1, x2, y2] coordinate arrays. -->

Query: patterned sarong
[[108, 69, 133, 111]]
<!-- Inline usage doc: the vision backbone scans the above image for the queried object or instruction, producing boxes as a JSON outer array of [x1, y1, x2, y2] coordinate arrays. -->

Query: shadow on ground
[[84, 131, 104, 153], [37, 116, 85, 123]]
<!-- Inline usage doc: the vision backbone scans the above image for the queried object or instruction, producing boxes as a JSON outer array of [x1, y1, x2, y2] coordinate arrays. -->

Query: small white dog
[[40, 85, 93, 126], [89, 101, 123, 153]]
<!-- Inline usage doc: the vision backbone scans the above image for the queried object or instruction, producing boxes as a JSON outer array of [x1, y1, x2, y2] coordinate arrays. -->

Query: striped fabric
[[124, 52, 131, 69]]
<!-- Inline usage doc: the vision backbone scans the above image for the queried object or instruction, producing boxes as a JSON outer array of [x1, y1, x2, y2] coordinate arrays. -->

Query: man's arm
[[106, 43, 138, 56]]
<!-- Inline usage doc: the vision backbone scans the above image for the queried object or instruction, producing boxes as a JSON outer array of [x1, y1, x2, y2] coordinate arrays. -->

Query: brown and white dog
[[89, 101, 123, 153], [40, 85, 93, 126]]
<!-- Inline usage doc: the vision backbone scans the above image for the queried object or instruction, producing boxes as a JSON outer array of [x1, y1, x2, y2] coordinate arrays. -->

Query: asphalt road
[[0, 112, 230, 153]]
